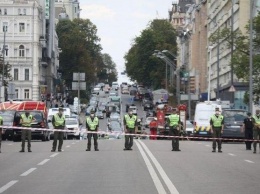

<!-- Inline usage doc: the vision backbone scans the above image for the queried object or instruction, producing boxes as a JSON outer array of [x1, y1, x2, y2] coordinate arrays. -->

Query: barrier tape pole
[[1, 125, 260, 142]]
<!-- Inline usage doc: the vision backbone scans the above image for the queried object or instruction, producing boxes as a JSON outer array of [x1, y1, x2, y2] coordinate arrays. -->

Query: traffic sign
[[228, 85, 236, 92], [72, 82, 86, 90]]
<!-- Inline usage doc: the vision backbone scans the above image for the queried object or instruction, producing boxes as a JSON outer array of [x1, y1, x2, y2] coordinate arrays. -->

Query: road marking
[[7, 144, 13, 146], [20, 168, 37, 176], [37, 159, 50, 165], [0, 180, 18, 193], [50, 153, 59, 158], [72, 142, 75, 144], [138, 140, 179, 194], [135, 141, 167, 194], [245, 160, 254, 164], [198, 143, 202, 145], [205, 145, 210, 147], [66, 145, 71, 148], [228, 153, 236, 156]]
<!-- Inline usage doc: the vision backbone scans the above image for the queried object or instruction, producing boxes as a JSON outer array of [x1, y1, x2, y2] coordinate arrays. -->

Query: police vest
[[21, 114, 33, 127], [54, 114, 65, 127], [253, 116, 260, 124], [124, 114, 137, 129], [168, 114, 179, 127], [86, 117, 99, 130], [211, 115, 224, 127], [0, 115, 3, 126]]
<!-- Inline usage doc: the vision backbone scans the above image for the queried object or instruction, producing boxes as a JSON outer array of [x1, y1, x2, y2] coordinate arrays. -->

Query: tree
[[209, 13, 260, 102], [124, 19, 177, 89], [100, 53, 118, 84]]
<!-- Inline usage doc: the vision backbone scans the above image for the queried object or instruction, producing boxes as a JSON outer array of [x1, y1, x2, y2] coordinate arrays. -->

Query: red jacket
[[149, 120, 158, 128]]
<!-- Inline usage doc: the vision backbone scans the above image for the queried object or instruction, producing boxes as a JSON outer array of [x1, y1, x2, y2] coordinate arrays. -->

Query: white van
[[92, 87, 101, 95], [48, 107, 71, 120], [193, 101, 222, 136]]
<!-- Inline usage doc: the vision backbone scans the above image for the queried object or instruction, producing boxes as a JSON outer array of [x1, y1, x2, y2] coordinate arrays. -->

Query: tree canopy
[[124, 19, 177, 89], [56, 18, 117, 99]]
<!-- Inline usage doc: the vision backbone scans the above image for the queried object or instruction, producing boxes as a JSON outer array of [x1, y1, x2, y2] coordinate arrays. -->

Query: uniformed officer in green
[[253, 109, 260, 153], [20, 111, 35, 152], [167, 109, 181, 151], [210, 107, 224, 153], [51, 107, 65, 152], [0, 115, 3, 153], [123, 109, 137, 150], [86, 110, 99, 151]]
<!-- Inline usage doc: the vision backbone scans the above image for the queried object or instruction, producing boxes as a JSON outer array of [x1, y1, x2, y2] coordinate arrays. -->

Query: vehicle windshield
[[1, 114, 14, 122], [223, 110, 247, 122], [15, 111, 44, 122]]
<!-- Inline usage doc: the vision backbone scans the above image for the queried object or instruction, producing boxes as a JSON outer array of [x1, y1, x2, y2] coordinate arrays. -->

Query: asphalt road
[[1, 92, 260, 194]]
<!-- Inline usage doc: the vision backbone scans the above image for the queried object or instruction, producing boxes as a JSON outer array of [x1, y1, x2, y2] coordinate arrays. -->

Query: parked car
[[65, 118, 81, 140], [13, 110, 50, 142], [107, 120, 123, 139], [145, 117, 155, 128], [96, 110, 104, 119], [185, 120, 194, 136], [0, 111, 15, 140]]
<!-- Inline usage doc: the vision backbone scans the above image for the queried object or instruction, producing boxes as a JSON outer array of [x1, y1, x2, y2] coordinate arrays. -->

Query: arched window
[[19, 45, 25, 57]]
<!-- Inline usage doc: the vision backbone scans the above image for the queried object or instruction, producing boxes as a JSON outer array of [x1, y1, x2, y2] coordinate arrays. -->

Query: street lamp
[[249, 0, 254, 112], [1, 26, 7, 102]]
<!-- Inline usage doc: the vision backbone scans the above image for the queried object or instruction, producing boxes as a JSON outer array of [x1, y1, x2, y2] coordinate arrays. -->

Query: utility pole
[[217, 27, 220, 99], [1, 27, 7, 102], [230, 0, 235, 104], [249, 0, 254, 112]]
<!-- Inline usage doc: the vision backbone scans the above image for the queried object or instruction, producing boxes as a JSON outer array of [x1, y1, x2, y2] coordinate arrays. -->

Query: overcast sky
[[79, 0, 173, 82]]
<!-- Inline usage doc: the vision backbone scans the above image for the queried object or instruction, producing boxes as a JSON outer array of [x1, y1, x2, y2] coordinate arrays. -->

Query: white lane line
[[138, 140, 179, 194], [72, 142, 75, 144], [50, 153, 59, 158], [37, 159, 50, 166], [0, 180, 18, 193], [135, 141, 167, 194], [245, 160, 255, 164], [7, 144, 13, 146], [20, 168, 37, 176], [198, 143, 202, 144], [66, 145, 71, 148], [205, 145, 210, 147], [228, 153, 236, 156]]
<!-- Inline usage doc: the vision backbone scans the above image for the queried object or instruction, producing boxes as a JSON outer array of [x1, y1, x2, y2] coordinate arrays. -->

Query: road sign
[[72, 82, 86, 90], [180, 94, 199, 101], [73, 73, 85, 81], [228, 85, 236, 92]]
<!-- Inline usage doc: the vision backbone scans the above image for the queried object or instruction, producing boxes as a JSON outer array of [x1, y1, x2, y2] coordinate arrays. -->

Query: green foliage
[[124, 19, 177, 89], [56, 18, 117, 99], [209, 12, 260, 103]]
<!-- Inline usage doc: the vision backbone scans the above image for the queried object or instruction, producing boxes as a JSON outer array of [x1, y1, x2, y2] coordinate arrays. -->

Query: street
[[1, 93, 260, 194]]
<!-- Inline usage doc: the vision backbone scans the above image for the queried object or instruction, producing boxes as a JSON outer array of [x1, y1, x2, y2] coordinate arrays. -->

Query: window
[[15, 89, 19, 99], [18, 8, 21, 15], [19, 45, 25, 57], [19, 23, 25, 32], [24, 89, 29, 99], [4, 9, 7, 15], [0, 9, 2, 15], [14, 69, 19, 80], [25, 69, 29, 80], [3, 22, 8, 32], [23, 9, 26, 15]]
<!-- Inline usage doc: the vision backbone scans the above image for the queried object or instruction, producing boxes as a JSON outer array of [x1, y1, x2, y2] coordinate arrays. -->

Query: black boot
[[94, 146, 99, 151], [86, 147, 91, 151], [20, 149, 25, 152]]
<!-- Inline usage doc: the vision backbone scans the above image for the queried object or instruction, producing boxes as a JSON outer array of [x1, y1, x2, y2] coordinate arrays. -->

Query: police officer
[[0, 114, 3, 153], [241, 112, 254, 150], [86, 110, 99, 151], [20, 111, 35, 152], [51, 107, 65, 152], [124, 109, 137, 150], [253, 109, 260, 154], [210, 107, 224, 153], [167, 109, 181, 151]]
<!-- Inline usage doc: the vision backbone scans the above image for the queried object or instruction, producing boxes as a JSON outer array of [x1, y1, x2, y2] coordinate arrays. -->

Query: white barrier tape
[[1, 125, 260, 142]]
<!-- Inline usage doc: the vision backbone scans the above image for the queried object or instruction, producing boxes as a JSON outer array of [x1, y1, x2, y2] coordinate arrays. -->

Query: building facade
[[0, 0, 45, 101], [54, 0, 80, 21]]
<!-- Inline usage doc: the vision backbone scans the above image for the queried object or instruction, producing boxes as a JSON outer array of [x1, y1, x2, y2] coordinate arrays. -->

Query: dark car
[[12, 111, 50, 142], [143, 101, 153, 111], [222, 109, 247, 139], [0, 111, 15, 140]]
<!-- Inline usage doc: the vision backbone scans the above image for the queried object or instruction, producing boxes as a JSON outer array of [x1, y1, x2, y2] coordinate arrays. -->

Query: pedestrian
[[167, 109, 181, 151], [149, 117, 158, 140], [86, 110, 99, 151], [20, 111, 35, 152], [0, 114, 3, 153], [123, 109, 137, 150], [51, 107, 66, 152], [210, 107, 224, 153], [253, 109, 260, 154], [241, 112, 254, 150]]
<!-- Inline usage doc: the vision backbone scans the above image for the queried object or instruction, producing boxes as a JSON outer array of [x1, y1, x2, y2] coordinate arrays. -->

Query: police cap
[[247, 112, 252, 116], [58, 107, 63, 111], [215, 107, 220, 111]]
